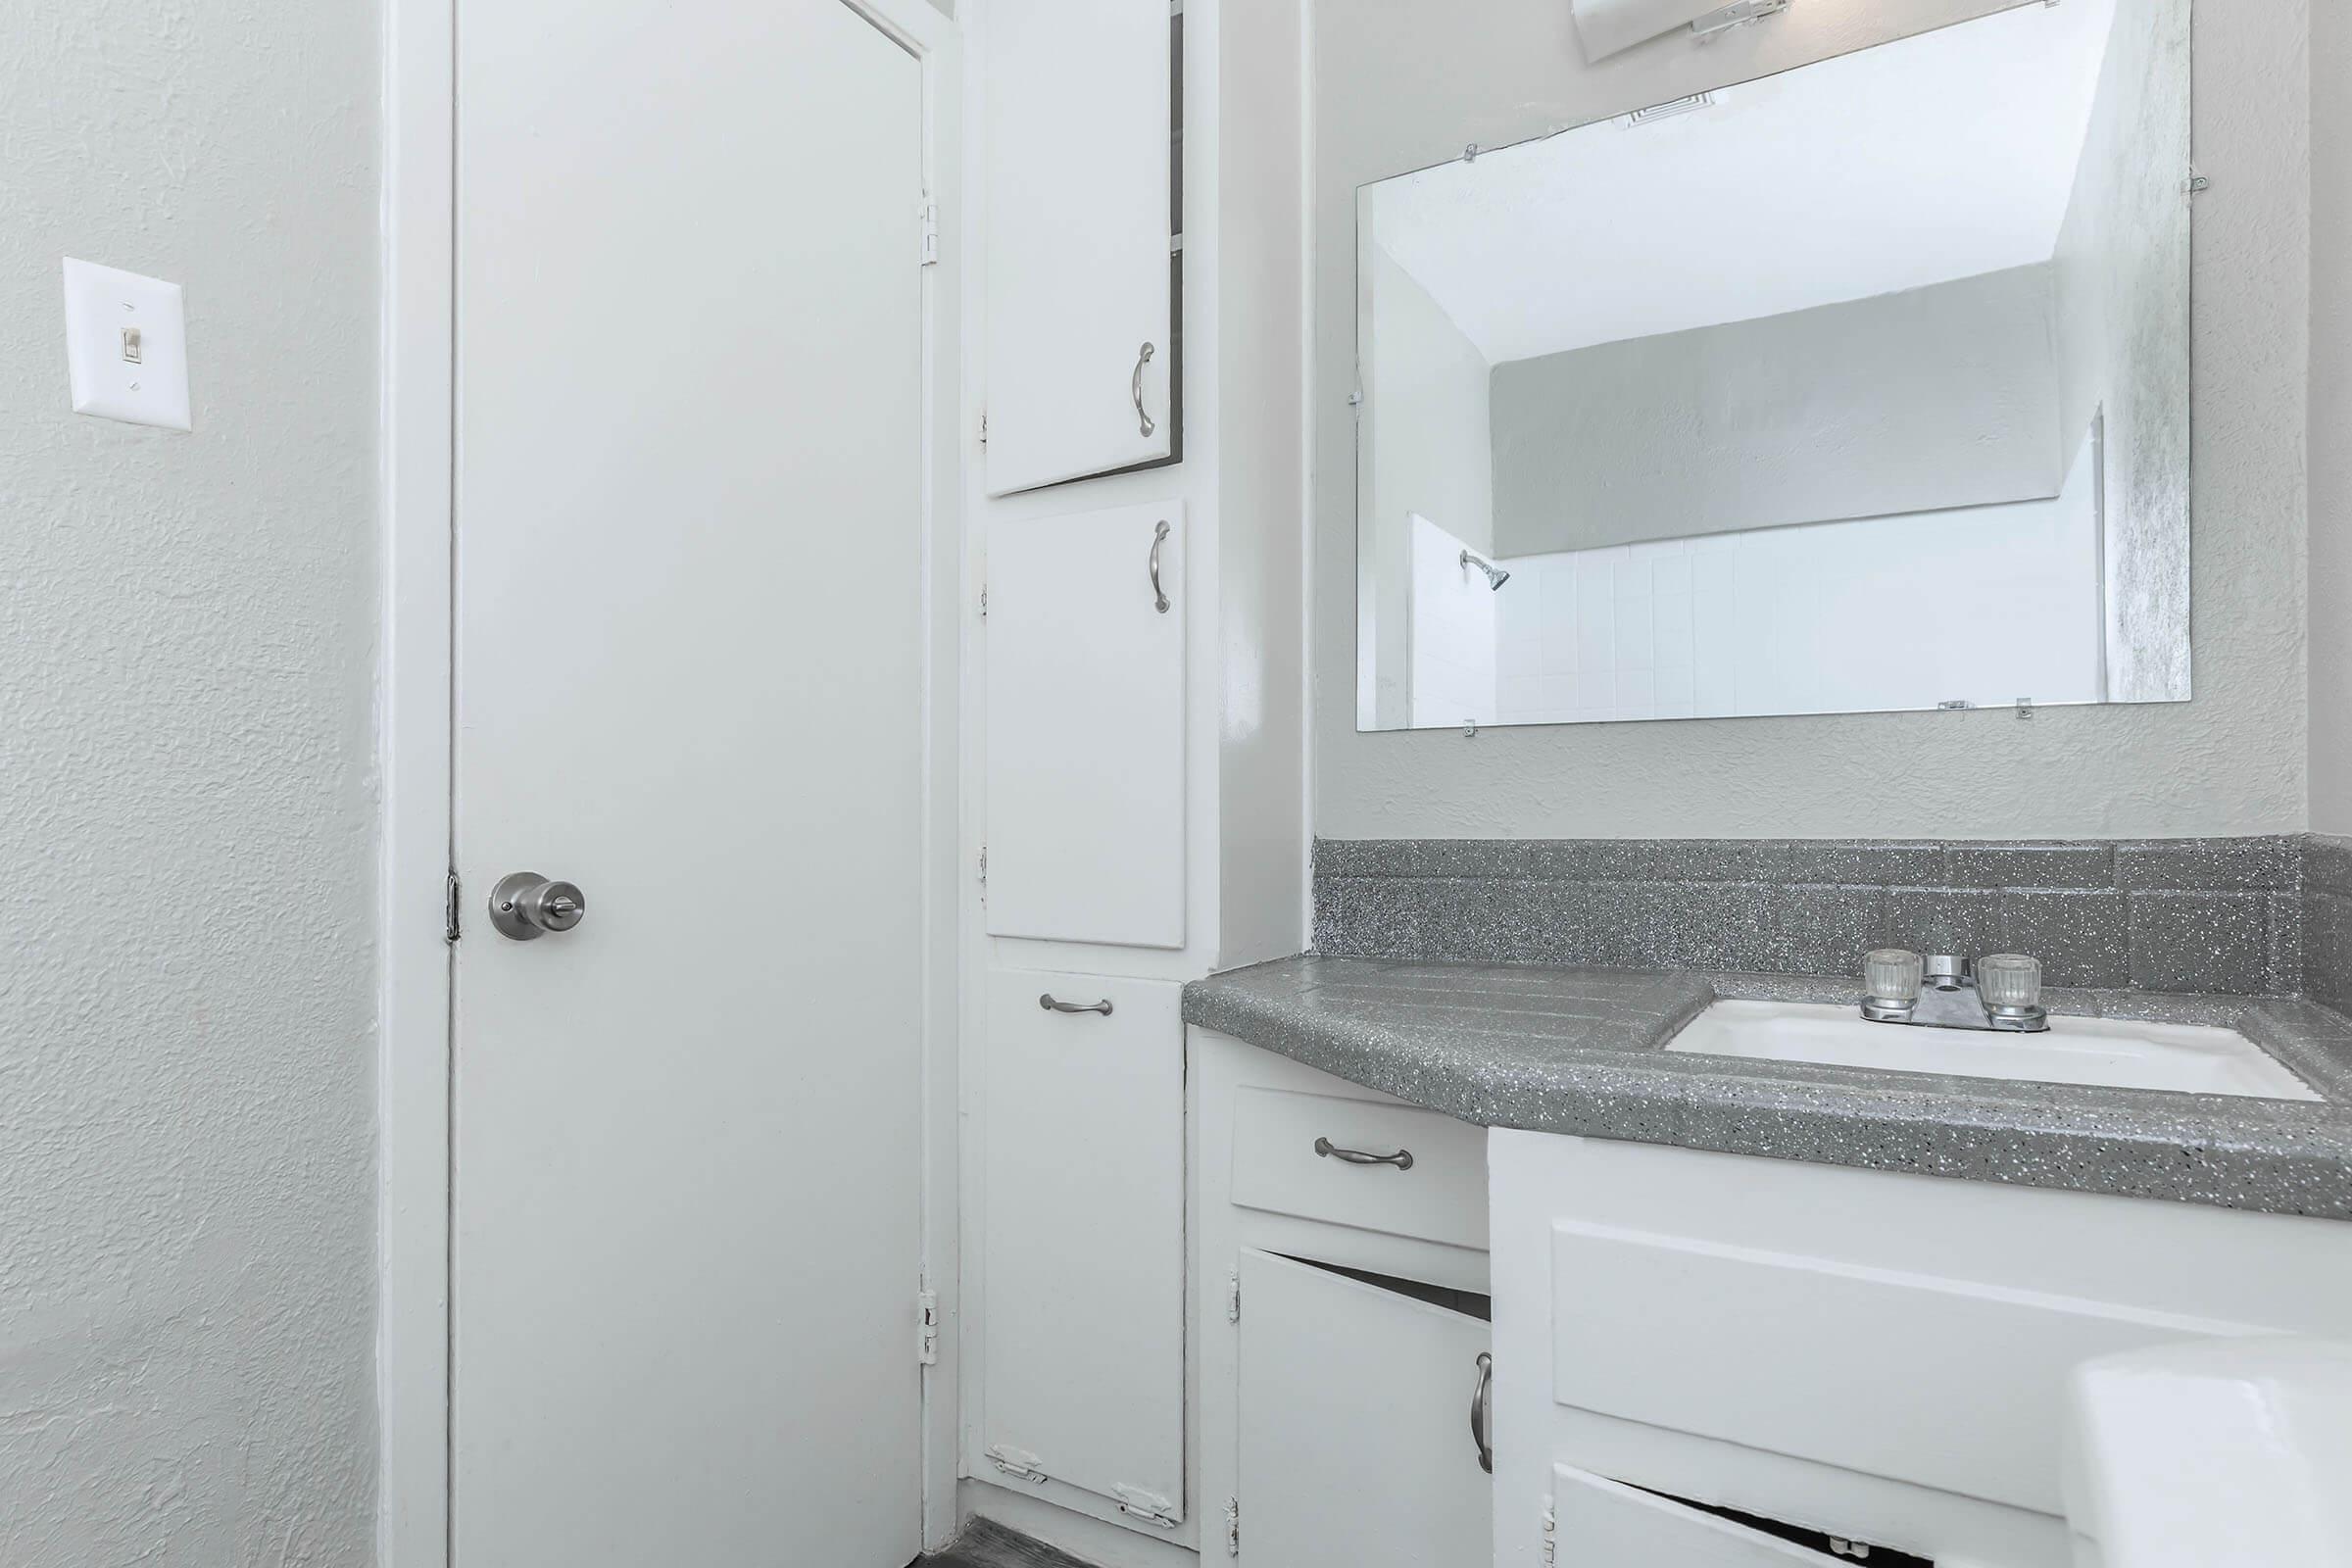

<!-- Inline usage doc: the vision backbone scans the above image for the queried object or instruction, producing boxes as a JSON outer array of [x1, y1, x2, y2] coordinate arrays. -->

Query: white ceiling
[[1367, 0, 2119, 365]]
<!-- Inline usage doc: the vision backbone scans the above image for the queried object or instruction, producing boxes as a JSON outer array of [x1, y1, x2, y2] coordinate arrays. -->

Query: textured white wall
[[1314, 0, 2308, 839], [2313, 0, 2352, 835], [0, 4, 380, 1563], [2053, 0, 2193, 704], [1487, 264, 2063, 558]]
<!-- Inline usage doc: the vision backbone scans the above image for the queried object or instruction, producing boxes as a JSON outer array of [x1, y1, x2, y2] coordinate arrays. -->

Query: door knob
[[489, 871, 588, 941]]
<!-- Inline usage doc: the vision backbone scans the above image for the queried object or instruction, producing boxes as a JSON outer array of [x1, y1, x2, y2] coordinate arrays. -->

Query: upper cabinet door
[[983, 0, 1176, 495], [985, 502, 1186, 947]]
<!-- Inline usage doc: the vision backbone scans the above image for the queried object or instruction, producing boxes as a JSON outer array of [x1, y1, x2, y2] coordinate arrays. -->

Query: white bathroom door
[[451, 2, 925, 1564]]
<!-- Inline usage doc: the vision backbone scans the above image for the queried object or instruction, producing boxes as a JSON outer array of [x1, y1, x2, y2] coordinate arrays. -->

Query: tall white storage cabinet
[[961, 0, 1307, 1554], [982, 0, 1176, 494]]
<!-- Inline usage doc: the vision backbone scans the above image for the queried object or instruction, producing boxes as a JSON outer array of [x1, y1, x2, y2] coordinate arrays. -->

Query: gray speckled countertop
[[1182, 956, 2352, 1219]]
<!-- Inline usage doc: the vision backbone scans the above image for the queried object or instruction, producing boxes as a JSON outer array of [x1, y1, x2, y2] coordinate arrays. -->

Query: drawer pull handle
[[1313, 1136, 1414, 1171], [1039, 993, 1113, 1016], [1470, 1352, 1494, 1474]]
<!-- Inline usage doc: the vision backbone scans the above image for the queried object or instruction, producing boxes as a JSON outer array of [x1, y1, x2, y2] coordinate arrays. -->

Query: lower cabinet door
[[981, 970, 1185, 1525], [1237, 1250, 1493, 1566], [1552, 1466, 1932, 1567]]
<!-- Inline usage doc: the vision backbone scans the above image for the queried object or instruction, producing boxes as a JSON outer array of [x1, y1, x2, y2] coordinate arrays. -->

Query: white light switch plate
[[63, 258, 192, 431]]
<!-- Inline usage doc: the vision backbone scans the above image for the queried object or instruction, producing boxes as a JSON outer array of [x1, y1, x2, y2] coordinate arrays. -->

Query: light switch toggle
[[62, 259, 190, 430]]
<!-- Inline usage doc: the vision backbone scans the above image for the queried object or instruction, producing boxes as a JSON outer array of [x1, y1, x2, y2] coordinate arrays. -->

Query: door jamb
[[375, 2, 966, 1560]]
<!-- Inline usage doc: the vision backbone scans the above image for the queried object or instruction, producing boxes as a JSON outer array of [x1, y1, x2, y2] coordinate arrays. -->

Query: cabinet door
[[982, 0, 1174, 494], [1551, 1466, 1846, 1566], [1237, 1250, 1493, 1566], [980, 970, 1185, 1523], [984, 503, 1185, 948]]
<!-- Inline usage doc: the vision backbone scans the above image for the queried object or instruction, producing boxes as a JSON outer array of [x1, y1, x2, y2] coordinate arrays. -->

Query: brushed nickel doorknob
[[489, 871, 588, 941]]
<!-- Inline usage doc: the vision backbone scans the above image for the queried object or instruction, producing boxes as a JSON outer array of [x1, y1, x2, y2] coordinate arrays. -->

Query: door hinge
[[1224, 1496, 1240, 1556], [1541, 1502, 1557, 1567], [918, 197, 941, 266], [978, 409, 989, 448], [984, 1445, 1049, 1486], [977, 845, 988, 899], [978, 583, 988, 619], [1226, 1269, 1241, 1323], [1114, 1484, 1181, 1530], [444, 867, 462, 944], [916, 1288, 939, 1365]]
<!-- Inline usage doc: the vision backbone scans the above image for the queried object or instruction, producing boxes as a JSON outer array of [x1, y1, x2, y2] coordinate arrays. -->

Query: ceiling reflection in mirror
[[1354, 0, 2188, 733]]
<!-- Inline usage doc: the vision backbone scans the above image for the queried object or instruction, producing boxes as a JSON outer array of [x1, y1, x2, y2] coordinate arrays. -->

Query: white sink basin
[[1668, 999, 2320, 1101]]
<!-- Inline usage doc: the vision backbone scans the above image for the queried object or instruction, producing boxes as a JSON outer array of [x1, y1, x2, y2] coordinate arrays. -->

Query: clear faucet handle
[[1978, 954, 2043, 1009], [1863, 948, 1925, 1004]]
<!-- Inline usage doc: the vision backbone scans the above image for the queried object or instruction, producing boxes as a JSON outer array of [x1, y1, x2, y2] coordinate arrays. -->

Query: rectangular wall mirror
[[1353, 0, 2189, 733]]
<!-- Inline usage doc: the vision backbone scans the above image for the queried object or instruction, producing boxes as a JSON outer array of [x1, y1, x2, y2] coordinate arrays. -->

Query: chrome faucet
[[1860, 949, 2048, 1033]]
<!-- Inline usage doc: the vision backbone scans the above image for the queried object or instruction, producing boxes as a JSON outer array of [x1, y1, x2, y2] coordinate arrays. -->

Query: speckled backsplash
[[1313, 836, 2346, 998], [2310, 836, 2352, 1013]]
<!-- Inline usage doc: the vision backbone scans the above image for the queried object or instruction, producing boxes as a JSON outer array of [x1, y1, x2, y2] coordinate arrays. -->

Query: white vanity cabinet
[[1197, 1029, 1494, 1567], [980, 0, 1176, 494], [1489, 1129, 2352, 1568]]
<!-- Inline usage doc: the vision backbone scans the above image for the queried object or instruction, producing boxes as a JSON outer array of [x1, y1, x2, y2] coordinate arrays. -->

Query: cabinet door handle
[[1470, 1352, 1494, 1474], [1039, 993, 1113, 1016], [1313, 1136, 1414, 1170], [1131, 341, 1157, 437], [1149, 519, 1171, 613]]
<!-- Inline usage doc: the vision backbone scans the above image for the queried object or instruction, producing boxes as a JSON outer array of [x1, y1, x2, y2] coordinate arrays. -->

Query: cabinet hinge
[[1226, 1269, 1241, 1323], [978, 583, 988, 619], [1541, 1502, 1557, 1567], [443, 868, 462, 944], [1114, 1484, 1181, 1530], [916, 1288, 939, 1365], [984, 1445, 1049, 1486], [918, 198, 941, 266], [1224, 1496, 1240, 1556], [978, 409, 989, 448], [976, 845, 988, 899]]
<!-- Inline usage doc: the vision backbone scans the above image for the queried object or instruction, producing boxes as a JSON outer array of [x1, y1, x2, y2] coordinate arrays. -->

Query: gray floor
[[916, 1517, 1097, 1568]]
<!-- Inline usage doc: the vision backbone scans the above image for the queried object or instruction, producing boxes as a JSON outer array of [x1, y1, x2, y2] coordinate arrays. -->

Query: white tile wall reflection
[[1406, 513, 1498, 727], [1485, 431, 2107, 725]]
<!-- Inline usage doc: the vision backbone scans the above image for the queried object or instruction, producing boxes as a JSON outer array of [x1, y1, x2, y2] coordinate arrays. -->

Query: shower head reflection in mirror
[[1354, 0, 2188, 733]]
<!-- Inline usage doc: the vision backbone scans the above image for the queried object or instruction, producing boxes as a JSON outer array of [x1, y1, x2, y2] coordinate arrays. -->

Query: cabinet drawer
[[1231, 1085, 1486, 1251], [1553, 1465, 1885, 1567]]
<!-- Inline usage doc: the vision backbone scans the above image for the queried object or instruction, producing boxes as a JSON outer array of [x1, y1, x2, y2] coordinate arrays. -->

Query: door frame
[[376, 3, 966, 1561]]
